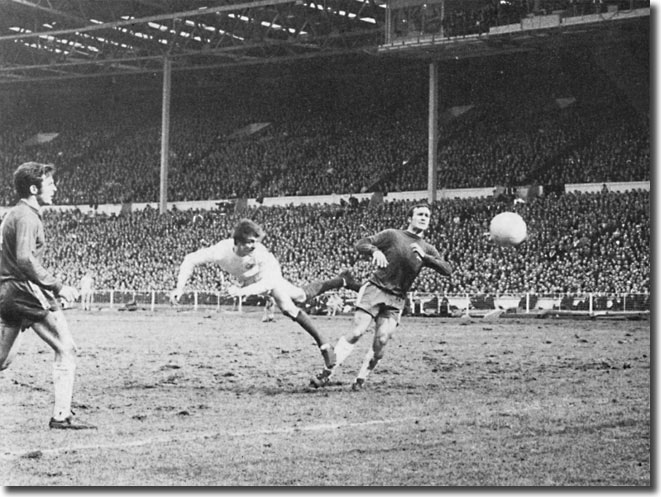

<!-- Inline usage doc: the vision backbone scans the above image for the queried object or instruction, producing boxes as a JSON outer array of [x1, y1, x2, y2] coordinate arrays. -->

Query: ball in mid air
[[489, 212, 527, 246]]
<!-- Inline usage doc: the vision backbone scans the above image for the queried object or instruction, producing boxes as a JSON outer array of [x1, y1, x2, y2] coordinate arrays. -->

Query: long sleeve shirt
[[175, 238, 283, 295], [0, 200, 63, 293], [356, 228, 452, 298]]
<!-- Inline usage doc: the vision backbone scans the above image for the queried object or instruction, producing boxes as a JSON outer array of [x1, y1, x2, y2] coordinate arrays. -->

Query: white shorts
[[245, 277, 304, 302]]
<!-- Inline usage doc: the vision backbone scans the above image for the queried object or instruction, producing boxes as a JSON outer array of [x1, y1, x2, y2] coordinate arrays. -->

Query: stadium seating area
[[41, 189, 649, 295], [0, 47, 649, 206], [0, 41, 649, 298]]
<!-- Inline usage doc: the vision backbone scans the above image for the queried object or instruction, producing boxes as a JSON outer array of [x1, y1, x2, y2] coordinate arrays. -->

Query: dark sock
[[293, 311, 325, 347], [302, 277, 344, 300]]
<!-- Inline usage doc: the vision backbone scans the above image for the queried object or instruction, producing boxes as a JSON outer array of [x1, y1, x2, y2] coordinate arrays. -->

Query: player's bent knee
[[281, 308, 300, 320], [53, 339, 77, 360], [291, 289, 307, 305], [51, 339, 77, 356], [57, 350, 77, 368], [372, 346, 386, 361], [374, 335, 389, 351], [347, 329, 365, 343]]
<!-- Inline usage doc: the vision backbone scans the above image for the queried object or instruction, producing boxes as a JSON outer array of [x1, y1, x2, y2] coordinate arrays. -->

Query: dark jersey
[[0, 200, 62, 293], [355, 228, 451, 298]]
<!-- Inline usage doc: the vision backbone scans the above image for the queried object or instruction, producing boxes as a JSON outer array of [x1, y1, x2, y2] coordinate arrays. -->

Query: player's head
[[233, 218, 264, 256], [14, 162, 57, 204], [407, 203, 431, 233]]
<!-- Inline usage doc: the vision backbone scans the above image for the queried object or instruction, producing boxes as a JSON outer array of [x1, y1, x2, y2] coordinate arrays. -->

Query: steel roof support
[[159, 56, 171, 214], [427, 60, 437, 204]]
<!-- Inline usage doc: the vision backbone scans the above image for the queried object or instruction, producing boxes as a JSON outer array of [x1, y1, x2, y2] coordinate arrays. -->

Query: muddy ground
[[0, 308, 650, 486]]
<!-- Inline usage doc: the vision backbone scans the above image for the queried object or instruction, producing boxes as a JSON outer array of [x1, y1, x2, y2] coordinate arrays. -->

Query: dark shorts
[[0, 280, 60, 329], [354, 282, 405, 322]]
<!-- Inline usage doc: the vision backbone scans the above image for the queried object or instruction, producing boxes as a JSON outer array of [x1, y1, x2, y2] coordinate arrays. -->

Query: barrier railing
[[76, 290, 650, 317], [407, 292, 650, 317]]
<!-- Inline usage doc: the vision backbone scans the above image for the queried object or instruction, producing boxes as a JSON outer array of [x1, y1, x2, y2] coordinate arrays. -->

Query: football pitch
[[1, 308, 650, 486]]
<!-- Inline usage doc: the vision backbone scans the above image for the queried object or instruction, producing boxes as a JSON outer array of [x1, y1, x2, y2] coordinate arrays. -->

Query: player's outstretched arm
[[171, 247, 216, 304], [423, 256, 452, 277], [412, 244, 452, 277], [172, 258, 194, 304]]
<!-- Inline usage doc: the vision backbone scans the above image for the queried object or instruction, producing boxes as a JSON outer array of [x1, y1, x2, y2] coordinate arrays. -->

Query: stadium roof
[[0, 0, 649, 85], [0, 0, 389, 84]]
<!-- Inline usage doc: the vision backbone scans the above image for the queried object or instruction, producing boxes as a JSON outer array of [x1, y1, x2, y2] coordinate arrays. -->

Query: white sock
[[356, 348, 376, 380], [52, 358, 76, 421], [334, 336, 355, 368]]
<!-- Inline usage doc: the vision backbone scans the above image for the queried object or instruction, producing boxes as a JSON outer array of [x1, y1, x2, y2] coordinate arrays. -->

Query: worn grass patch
[[1, 310, 650, 486]]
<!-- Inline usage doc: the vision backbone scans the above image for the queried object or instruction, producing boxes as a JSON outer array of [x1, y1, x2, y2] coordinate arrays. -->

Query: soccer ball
[[489, 212, 527, 246]]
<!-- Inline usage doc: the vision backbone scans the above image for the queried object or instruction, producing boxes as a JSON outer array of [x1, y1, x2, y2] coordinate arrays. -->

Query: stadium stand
[[0, 36, 648, 314], [0, 47, 649, 206], [38, 190, 649, 297]]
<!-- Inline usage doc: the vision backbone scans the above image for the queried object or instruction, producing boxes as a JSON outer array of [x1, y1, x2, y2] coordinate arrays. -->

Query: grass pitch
[[0, 308, 650, 486]]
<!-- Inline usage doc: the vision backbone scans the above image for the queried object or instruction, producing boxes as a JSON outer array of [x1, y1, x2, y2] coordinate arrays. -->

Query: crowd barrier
[[75, 290, 650, 318]]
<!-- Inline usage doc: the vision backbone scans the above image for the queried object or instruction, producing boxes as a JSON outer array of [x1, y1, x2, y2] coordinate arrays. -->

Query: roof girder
[[0, 0, 384, 83]]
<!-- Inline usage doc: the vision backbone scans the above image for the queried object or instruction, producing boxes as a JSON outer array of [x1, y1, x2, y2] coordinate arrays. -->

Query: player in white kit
[[171, 218, 360, 370]]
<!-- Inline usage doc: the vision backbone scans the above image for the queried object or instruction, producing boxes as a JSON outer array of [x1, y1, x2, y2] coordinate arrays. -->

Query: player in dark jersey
[[311, 203, 452, 390], [0, 162, 94, 430]]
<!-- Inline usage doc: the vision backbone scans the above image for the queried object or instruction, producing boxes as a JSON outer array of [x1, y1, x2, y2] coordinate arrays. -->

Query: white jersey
[[189, 238, 282, 289]]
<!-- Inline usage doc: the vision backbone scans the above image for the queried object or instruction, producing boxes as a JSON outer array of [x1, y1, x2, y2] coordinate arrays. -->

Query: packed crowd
[[0, 48, 649, 206], [41, 190, 649, 296], [0, 36, 649, 298]]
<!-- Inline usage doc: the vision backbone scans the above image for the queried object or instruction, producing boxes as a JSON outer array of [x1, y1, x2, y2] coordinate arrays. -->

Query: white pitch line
[[1, 415, 428, 461]]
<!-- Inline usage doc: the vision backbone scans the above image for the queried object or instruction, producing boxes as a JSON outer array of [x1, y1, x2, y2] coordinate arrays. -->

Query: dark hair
[[233, 218, 264, 244], [14, 162, 55, 199], [407, 203, 431, 219]]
